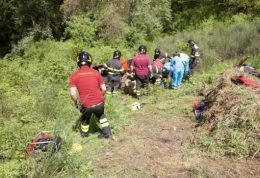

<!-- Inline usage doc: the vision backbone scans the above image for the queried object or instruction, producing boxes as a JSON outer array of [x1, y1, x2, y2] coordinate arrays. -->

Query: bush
[[0, 39, 135, 177], [156, 16, 260, 69], [64, 13, 97, 45]]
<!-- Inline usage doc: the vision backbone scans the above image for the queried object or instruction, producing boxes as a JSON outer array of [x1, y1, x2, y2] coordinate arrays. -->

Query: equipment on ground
[[26, 130, 64, 159], [231, 76, 260, 88], [131, 102, 143, 111], [193, 100, 206, 121]]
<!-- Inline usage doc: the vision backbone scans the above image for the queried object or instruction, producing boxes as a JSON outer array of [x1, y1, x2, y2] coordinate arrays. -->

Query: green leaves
[[64, 13, 97, 46]]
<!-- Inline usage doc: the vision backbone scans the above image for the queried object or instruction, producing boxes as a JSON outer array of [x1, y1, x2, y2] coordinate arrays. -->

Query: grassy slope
[[1, 49, 259, 177], [73, 61, 232, 177], [0, 44, 230, 177], [84, 61, 259, 177], [1, 17, 260, 177]]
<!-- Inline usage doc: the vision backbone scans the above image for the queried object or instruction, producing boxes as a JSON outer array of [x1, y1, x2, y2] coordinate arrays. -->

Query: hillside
[[0, 1, 260, 177]]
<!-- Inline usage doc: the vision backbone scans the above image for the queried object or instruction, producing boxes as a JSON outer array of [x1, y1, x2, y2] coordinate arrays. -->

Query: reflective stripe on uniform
[[100, 118, 108, 124], [81, 124, 89, 132], [101, 122, 109, 128], [108, 72, 116, 75]]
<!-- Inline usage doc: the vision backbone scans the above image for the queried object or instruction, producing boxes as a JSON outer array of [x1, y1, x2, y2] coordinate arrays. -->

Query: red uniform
[[152, 59, 163, 68], [131, 54, 151, 76], [69, 66, 104, 107]]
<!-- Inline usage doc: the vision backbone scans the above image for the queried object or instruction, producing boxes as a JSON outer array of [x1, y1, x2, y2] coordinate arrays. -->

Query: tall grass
[[155, 15, 260, 69]]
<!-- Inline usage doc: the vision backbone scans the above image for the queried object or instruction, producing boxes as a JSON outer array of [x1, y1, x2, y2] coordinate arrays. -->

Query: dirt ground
[[87, 110, 260, 178]]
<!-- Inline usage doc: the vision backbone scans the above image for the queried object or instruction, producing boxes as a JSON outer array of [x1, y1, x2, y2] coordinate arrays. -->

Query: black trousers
[[135, 75, 149, 89], [189, 57, 199, 76], [106, 75, 121, 92], [80, 103, 111, 137]]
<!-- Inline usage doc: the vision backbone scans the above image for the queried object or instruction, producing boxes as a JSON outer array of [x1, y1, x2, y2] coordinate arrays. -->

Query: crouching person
[[69, 51, 114, 139], [151, 48, 164, 86], [162, 61, 171, 88], [120, 58, 137, 96], [121, 72, 137, 96]]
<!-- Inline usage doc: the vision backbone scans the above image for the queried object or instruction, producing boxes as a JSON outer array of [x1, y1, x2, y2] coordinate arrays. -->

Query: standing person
[[104, 50, 124, 94], [69, 51, 114, 139], [179, 52, 190, 78], [187, 39, 200, 76], [170, 52, 184, 89], [131, 45, 152, 98]]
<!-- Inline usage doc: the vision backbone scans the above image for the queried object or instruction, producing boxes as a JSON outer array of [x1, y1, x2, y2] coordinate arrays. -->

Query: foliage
[[97, 4, 127, 43], [2, 0, 259, 56], [155, 16, 260, 69], [0, 0, 63, 57], [194, 70, 260, 157], [0, 1, 260, 176], [64, 13, 97, 46]]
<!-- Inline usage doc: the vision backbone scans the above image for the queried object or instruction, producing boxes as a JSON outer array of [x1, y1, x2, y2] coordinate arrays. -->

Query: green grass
[[1, 55, 258, 177], [0, 17, 259, 176]]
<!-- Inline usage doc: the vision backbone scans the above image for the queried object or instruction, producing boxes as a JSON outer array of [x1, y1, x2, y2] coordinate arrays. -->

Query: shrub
[[64, 13, 97, 45], [156, 16, 260, 69]]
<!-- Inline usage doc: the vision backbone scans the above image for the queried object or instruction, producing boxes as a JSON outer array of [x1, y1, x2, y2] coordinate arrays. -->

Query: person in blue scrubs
[[179, 52, 190, 77], [170, 52, 184, 89]]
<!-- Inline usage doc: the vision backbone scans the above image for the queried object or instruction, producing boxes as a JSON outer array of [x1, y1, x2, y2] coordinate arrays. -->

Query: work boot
[[98, 133, 109, 139], [80, 131, 89, 137], [98, 127, 112, 139], [134, 94, 140, 100]]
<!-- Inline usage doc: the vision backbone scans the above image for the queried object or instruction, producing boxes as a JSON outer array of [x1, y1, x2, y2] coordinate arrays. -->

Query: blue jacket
[[170, 56, 184, 70]]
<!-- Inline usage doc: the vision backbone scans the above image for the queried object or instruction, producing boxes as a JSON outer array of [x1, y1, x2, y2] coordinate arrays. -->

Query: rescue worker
[[104, 50, 124, 94], [131, 45, 152, 98], [151, 48, 164, 85], [170, 51, 184, 89], [187, 39, 200, 76], [154, 48, 162, 60], [69, 51, 113, 139], [179, 52, 190, 77]]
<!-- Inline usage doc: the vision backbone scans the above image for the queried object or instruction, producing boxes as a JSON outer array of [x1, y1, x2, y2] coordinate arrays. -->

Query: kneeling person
[[151, 48, 164, 85], [120, 59, 137, 96], [69, 51, 113, 139]]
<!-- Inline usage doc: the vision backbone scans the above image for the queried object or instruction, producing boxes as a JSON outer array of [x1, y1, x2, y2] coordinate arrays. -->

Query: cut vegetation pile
[[192, 68, 260, 158]]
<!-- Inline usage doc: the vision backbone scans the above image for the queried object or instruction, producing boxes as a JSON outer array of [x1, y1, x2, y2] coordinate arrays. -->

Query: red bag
[[239, 76, 260, 88]]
